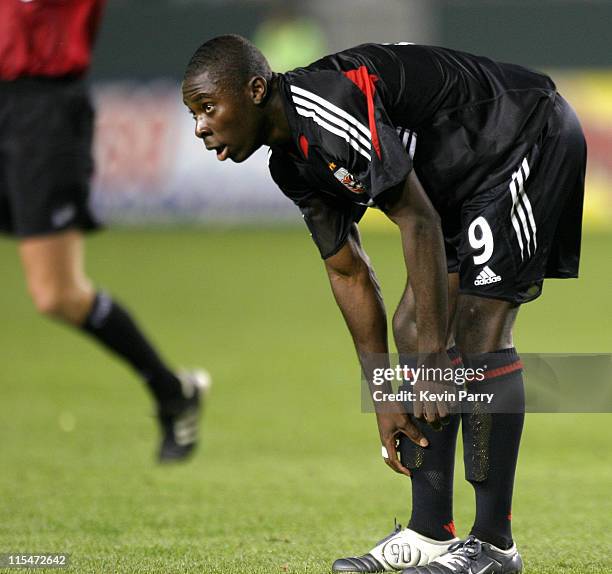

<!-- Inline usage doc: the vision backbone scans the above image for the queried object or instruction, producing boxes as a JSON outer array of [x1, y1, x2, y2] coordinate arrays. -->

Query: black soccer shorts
[[442, 95, 586, 304], [0, 77, 100, 238]]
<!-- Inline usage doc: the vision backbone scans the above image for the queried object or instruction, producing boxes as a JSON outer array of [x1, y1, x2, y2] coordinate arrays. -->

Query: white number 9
[[468, 216, 494, 265]]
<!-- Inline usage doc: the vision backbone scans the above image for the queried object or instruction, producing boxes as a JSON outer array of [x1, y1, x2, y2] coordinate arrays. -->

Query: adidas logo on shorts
[[474, 266, 502, 285]]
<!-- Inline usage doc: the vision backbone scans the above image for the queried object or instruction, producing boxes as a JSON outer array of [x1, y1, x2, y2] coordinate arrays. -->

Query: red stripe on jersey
[[299, 134, 309, 159], [343, 66, 381, 160]]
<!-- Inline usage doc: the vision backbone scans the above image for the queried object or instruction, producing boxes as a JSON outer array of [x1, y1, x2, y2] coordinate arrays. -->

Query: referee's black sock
[[399, 346, 462, 541], [81, 291, 183, 405], [462, 348, 525, 550]]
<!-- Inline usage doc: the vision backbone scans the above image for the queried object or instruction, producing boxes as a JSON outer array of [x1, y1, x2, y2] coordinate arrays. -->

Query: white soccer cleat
[[332, 524, 460, 572]]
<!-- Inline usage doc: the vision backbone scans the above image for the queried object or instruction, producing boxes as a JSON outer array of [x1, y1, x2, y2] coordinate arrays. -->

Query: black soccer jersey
[[269, 42, 558, 259]]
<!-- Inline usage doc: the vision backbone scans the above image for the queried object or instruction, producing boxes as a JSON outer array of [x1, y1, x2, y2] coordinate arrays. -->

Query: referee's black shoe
[[157, 370, 211, 462], [401, 536, 522, 574]]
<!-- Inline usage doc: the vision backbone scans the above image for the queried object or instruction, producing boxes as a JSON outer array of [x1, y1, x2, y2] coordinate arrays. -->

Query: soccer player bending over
[[0, 1, 209, 462], [182, 35, 585, 573]]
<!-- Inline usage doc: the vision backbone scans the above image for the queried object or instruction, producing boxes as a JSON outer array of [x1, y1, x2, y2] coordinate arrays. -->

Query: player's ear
[[249, 76, 268, 105]]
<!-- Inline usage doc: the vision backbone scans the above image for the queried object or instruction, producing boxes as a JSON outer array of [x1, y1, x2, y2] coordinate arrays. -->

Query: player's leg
[[398, 92, 586, 574], [403, 98, 588, 574], [393, 271, 460, 352], [394, 274, 462, 543], [402, 297, 525, 574], [449, 97, 586, 556], [454, 296, 523, 551], [401, 210, 527, 574], [332, 274, 461, 573]]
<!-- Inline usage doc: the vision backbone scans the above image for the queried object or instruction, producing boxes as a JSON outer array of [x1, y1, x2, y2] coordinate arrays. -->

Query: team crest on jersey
[[330, 164, 366, 194]]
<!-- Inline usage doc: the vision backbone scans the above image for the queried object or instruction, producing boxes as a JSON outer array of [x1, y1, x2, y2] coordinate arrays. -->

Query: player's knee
[[392, 305, 418, 352], [29, 285, 80, 322]]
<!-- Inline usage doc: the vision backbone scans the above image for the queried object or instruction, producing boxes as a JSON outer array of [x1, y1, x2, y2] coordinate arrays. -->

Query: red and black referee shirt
[[0, 0, 105, 81]]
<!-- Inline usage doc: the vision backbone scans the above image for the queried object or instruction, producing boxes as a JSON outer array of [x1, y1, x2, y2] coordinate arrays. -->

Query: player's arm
[[325, 226, 428, 476], [378, 170, 448, 354], [377, 169, 453, 424], [324, 225, 386, 356]]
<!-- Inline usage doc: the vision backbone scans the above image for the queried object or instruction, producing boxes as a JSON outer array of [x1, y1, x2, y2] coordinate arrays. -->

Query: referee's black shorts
[[443, 95, 587, 305], [0, 76, 100, 238]]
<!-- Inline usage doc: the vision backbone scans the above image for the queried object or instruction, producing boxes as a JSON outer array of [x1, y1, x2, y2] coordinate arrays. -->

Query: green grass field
[[1, 228, 611, 573]]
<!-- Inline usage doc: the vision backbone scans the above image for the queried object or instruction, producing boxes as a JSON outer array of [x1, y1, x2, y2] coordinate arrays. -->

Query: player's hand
[[412, 352, 456, 429], [411, 378, 453, 430], [376, 411, 429, 477]]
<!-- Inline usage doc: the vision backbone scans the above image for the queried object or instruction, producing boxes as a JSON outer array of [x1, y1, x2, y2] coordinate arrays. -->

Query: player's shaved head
[[182, 34, 292, 163], [184, 34, 272, 94]]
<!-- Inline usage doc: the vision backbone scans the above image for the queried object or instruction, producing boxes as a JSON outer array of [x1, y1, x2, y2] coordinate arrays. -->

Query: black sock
[[81, 291, 183, 405], [399, 346, 462, 541], [461, 348, 525, 550]]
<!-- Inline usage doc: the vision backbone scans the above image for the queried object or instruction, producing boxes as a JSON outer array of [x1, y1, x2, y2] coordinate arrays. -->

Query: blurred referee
[[0, 0, 209, 462]]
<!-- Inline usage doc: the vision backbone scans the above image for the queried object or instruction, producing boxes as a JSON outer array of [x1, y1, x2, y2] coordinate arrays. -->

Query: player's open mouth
[[216, 145, 229, 161]]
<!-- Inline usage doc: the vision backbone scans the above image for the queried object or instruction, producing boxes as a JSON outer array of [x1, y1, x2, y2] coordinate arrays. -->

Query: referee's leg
[[19, 229, 95, 324], [7, 78, 208, 461], [18, 228, 187, 412]]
